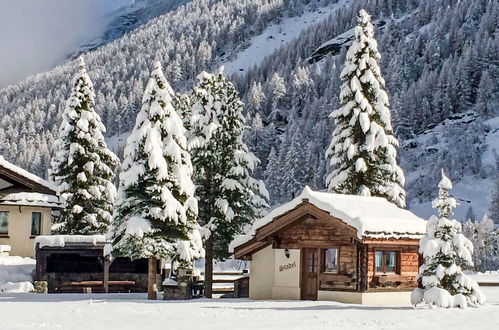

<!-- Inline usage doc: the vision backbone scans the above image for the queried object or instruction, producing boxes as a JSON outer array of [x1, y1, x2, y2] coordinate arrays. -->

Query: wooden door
[[301, 248, 319, 300]]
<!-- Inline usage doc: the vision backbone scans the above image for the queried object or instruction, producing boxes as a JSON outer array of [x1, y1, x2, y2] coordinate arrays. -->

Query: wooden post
[[103, 257, 110, 293], [359, 244, 368, 292], [148, 256, 158, 300], [204, 236, 214, 298]]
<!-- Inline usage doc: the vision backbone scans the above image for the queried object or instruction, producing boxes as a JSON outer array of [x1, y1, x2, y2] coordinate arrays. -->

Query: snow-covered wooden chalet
[[230, 186, 426, 305]]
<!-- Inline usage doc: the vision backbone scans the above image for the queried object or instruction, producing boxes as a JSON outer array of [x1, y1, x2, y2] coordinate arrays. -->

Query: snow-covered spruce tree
[[463, 214, 498, 272], [110, 62, 204, 299], [325, 9, 405, 208], [50, 57, 119, 235], [189, 69, 269, 298], [412, 171, 485, 308]]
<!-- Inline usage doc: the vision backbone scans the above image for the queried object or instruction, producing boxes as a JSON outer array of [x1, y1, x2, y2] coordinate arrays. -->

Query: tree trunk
[[204, 236, 214, 298], [148, 256, 158, 300]]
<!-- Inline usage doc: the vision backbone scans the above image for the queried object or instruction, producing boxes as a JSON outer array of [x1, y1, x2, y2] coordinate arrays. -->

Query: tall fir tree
[[412, 171, 485, 308], [110, 62, 204, 298], [189, 69, 269, 298], [325, 9, 406, 207], [50, 57, 119, 235]]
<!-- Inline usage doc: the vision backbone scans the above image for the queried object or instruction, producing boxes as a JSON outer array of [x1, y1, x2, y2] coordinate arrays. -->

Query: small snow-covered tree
[[189, 69, 269, 298], [412, 170, 485, 308], [463, 214, 498, 272], [110, 62, 204, 299], [50, 57, 119, 235], [325, 9, 405, 208]]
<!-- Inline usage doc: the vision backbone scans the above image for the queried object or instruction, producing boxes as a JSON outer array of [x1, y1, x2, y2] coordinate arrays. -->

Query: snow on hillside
[[223, 0, 351, 76], [406, 114, 499, 221]]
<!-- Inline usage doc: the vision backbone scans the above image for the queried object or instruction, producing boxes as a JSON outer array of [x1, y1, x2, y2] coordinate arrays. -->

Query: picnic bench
[[67, 280, 136, 293]]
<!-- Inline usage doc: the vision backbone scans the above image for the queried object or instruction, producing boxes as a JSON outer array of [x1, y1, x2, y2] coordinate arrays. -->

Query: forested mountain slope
[[0, 0, 498, 220], [233, 0, 499, 220]]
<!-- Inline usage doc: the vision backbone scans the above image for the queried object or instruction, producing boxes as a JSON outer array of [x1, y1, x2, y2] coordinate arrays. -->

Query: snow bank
[[230, 186, 426, 252], [35, 235, 107, 249], [0, 192, 61, 208], [0, 255, 35, 293]]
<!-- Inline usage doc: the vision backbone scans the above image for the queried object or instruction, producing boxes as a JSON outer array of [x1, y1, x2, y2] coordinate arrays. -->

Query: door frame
[[300, 247, 320, 300]]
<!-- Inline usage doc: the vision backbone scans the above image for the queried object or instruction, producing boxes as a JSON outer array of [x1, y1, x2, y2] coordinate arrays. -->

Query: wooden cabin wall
[[275, 216, 360, 291], [367, 245, 419, 290]]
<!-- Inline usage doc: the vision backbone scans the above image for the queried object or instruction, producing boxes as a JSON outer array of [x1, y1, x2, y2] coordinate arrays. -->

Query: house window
[[31, 212, 42, 236], [0, 211, 9, 235], [375, 250, 398, 273], [323, 248, 338, 273]]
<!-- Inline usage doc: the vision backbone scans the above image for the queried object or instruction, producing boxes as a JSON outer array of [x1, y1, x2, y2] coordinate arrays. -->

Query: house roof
[[230, 186, 427, 254], [0, 156, 56, 195]]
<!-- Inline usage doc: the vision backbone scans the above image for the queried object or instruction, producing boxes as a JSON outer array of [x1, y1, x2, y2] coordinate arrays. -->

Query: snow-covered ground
[[0, 288, 498, 329], [223, 0, 351, 76]]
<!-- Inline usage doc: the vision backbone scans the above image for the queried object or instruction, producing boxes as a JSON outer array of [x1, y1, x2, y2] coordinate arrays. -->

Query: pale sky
[[0, 0, 133, 87]]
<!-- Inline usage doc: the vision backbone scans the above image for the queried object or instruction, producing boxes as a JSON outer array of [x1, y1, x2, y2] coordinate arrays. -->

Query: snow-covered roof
[[230, 186, 426, 252], [35, 235, 107, 250], [0, 192, 61, 208], [0, 156, 56, 192]]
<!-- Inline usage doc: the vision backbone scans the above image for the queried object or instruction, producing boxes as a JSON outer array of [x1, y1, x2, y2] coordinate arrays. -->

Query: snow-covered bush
[[413, 171, 485, 308], [325, 9, 405, 207]]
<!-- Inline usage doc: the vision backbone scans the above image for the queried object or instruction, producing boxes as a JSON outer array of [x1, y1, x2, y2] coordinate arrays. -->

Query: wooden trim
[[373, 249, 401, 275], [362, 239, 420, 246], [233, 202, 360, 258], [255, 203, 359, 241], [0, 166, 55, 195], [320, 246, 340, 274]]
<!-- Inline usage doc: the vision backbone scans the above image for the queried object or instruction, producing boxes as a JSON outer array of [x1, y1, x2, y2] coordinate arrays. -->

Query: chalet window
[[31, 212, 42, 236], [323, 248, 338, 273], [375, 250, 398, 273], [0, 211, 9, 235]]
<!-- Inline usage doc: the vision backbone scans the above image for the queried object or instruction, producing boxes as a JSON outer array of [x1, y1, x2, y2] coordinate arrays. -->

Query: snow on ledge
[[230, 186, 427, 253], [1, 192, 61, 208], [0, 245, 11, 253], [35, 235, 107, 250]]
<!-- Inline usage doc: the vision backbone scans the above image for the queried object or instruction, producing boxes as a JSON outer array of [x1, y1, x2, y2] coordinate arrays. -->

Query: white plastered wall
[[0, 205, 52, 257], [249, 246, 301, 300], [318, 290, 412, 305], [272, 248, 300, 300]]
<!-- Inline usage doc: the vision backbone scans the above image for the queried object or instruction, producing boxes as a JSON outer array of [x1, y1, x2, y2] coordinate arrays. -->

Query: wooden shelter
[[34, 235, 159, 293], [230, 186, 426, 305]]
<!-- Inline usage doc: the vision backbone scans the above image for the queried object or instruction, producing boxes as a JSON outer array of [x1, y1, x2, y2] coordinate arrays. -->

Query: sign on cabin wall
[[274, 249, 300, 287], [279, 261, 296, 272]]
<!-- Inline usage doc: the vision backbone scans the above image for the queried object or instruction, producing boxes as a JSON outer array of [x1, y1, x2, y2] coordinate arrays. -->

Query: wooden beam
[[148, 257, 158, 300], [103, 257, 110, 293], [0, 166, 55, 195], [362, 239, 420, 246]]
